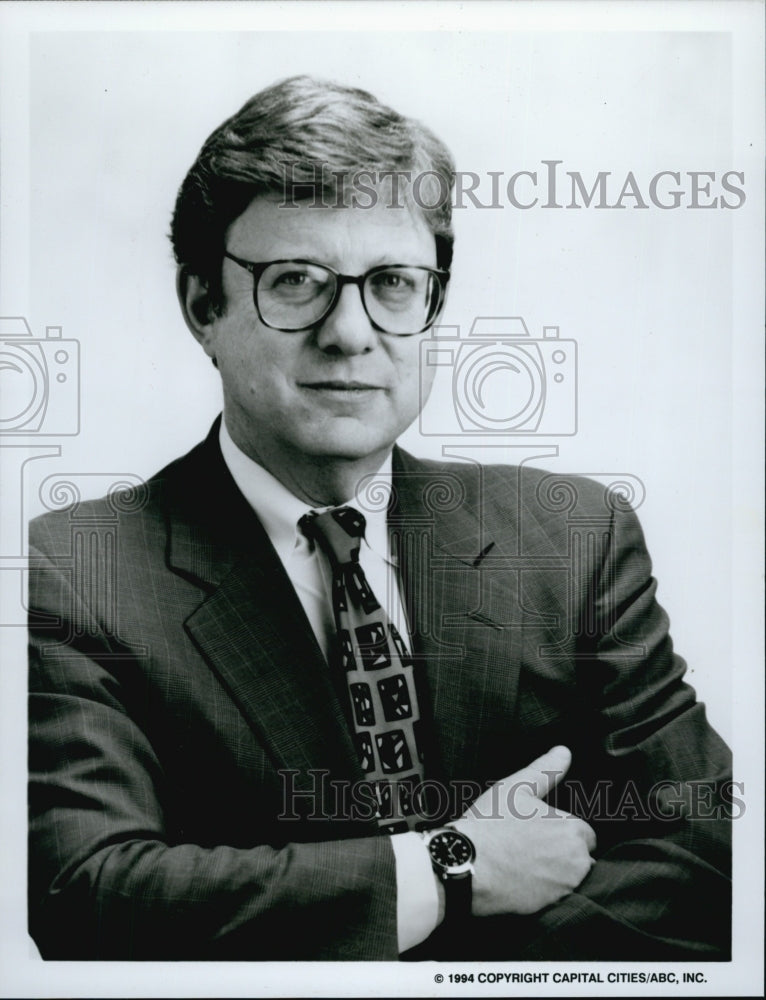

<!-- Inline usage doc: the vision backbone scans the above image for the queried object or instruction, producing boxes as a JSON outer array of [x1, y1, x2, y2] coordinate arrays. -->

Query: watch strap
[[440, 866, 472, 926]]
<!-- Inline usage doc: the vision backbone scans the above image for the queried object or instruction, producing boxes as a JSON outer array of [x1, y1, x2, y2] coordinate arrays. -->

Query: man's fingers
[[504, 745, 572, 799], [463, 746, 576, 818]]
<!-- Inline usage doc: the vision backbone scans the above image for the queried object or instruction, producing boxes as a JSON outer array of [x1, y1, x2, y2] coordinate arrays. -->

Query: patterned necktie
[[300, 506, 425, 833]]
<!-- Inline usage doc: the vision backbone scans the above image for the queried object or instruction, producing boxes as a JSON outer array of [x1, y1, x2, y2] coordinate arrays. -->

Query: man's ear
[[176, 265, 219, 363]]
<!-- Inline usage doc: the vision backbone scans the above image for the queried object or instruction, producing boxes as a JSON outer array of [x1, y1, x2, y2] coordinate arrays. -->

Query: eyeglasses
[[223, 252, 450, 335]]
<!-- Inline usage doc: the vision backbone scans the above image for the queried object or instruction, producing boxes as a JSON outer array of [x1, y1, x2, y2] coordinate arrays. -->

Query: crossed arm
[[28, 497, 732, 960]]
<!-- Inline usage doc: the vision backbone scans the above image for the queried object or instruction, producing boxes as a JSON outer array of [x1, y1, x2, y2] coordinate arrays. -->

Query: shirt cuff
[[391, 831, 442, 953]]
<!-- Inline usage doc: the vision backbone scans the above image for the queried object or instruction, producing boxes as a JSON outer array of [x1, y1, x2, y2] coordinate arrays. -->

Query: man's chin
[[295, 428, 395, 466], [307, 440, 392, 465], [290, 413, 396, 460]]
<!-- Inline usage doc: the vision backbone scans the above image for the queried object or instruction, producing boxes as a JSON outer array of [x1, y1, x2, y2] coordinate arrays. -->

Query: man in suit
[[28, 75, 731, 961]]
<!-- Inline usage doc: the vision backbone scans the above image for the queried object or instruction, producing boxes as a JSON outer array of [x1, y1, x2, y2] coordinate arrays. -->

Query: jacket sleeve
[[455, 501, 732, 961], [28, 542, 398, 961]]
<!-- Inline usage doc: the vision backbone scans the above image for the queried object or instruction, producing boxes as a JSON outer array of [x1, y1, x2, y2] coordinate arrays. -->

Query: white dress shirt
[[219, 419, 440, 952]]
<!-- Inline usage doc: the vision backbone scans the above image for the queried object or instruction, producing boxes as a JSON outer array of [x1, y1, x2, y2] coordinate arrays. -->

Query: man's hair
[[170, 75, 456, 315]]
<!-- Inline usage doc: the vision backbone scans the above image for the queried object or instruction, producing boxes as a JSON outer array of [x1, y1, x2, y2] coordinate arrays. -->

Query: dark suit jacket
[[28, 419, 731, 960]]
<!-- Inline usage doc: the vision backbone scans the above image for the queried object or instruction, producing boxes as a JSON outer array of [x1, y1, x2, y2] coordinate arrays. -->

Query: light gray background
[[21, 29, 739, 733], [1, 3, 763, 998]]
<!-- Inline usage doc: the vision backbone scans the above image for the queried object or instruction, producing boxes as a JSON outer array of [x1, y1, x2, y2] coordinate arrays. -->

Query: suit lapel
[[163, 422, 363, 787], [392, 448, 525, 787], [160, 425, 528, 797]]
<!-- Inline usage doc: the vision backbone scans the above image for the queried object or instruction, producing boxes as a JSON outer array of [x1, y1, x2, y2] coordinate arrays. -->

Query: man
[[28, 75, 731, 961]]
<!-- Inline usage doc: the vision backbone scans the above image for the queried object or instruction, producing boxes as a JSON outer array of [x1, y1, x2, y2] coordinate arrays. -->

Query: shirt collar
[[218, 418, 394, 564]]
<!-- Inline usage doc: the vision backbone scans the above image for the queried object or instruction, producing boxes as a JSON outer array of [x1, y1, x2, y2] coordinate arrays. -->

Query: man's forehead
[[226, 193, 436, 265]]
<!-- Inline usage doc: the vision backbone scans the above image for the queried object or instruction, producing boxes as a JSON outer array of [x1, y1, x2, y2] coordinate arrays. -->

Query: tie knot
[[300, 506, 367, 566]]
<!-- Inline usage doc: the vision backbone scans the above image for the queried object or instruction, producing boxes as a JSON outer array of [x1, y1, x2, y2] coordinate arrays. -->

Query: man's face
[[199, 195, 439, 479]]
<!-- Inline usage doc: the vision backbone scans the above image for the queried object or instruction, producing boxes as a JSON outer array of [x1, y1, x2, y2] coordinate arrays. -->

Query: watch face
[[427, 829, 476, 873]]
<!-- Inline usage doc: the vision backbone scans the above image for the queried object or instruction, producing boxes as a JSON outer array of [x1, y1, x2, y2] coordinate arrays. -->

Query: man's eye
[[264, 268, 329, 300], [274, 271, 310, 287], [372, 271, 416, 293], [380, 273, 403, 287]]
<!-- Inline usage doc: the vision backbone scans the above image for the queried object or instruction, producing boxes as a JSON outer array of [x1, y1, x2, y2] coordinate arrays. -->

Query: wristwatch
[[421, 826, 476, 926]]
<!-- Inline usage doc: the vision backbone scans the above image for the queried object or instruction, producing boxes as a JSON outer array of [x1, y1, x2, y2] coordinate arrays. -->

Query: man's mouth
[[301, 381, 383, 392]]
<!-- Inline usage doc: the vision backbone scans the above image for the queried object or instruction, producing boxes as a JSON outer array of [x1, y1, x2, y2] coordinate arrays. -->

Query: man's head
[[173, 76, 456, 502], [170, 75, 455, 318]]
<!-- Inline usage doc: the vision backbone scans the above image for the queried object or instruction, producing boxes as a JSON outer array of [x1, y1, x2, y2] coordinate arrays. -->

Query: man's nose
[[315, 283, 378, 355]]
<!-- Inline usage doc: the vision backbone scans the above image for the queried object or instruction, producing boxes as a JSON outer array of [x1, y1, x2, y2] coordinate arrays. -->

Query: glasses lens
[[364, 267, 442, 334], [257, 262, 336, 330]]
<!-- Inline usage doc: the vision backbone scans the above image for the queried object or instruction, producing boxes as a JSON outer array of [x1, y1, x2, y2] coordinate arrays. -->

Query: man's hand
[[452, 746, 596, 917]]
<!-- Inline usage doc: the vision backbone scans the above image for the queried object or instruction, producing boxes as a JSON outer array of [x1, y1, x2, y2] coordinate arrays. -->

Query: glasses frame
[[223, 251, 450, 335]]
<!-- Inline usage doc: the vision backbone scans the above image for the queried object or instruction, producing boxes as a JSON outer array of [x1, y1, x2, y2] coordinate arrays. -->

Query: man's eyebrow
[[230, 253, 437, 271], [368, 255, 435, 267]]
